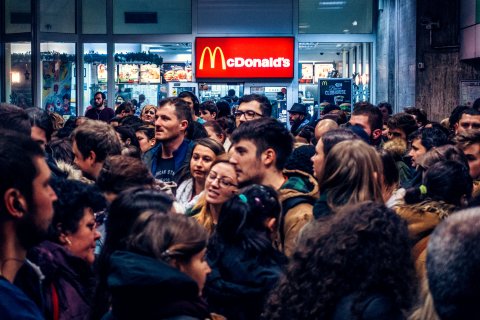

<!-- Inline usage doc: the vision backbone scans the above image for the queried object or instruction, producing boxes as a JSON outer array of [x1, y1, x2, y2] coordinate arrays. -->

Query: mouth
[[207, 188, 219, 198], [193, 170, 205, 176]]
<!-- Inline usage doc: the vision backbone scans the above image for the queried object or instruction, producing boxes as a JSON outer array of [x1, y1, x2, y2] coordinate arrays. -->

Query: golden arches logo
[[321, 81, 328, 86], [199, 47, 227, 70]]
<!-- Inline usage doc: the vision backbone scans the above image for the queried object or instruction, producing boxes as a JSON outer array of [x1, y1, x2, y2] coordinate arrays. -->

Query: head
[[227, 89, 236, 97], [230, 118, 293, 185], [0, 103, 31, 136], [141, 105, 157, 124], [288, 103, 307, 127], [404, 106, 428, 127], [264, 201, 416, 319], [455, 108, 480, 135], [320, 140, 384, 209], [455, 130, 480, 180], [96, 155, 156, 202], [155, 97, 192, 142], [26, 108, 54, 151], [190, 138, 225, 184], [0, 130, 57, 250], [408, 127, 449, 168], [203, 120, 226, 145], [387, 113, 418, 142], [114, 102, 134, 118], [379, 149, 400, 202], [235, 94, 272, 127], [72, 120, 122, 179], [94, 92, 106, 108], [199, 100, 218, 121], [214, 184, 281, 247], [448, 105, 470, 132], [49, 179, 105, 265], [126, 212, 210, 295], [348, 102, 383, 144], [215, 100, 231, 119], [115, 126, 140, 149], [311, 128, 360, 180], [135, 124, 156, 153], [285, 145, 316, 177], [138, 94, 146, 103], [205, 156, 238, 206], [178, 91, 200, 116], [377, 101, 393, 123], [427, 208, 480, 320], [314, 119, 338, 142]]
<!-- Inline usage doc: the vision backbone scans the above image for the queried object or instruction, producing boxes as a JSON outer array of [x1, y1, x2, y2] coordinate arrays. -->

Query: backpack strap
[[51, 283, 60, 320], [279, 196, 315, 250]]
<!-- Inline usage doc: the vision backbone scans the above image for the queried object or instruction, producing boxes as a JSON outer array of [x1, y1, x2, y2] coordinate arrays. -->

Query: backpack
[[279, 195, 316, 249]]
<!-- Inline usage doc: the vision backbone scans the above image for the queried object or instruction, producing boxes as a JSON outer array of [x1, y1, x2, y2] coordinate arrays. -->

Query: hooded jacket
[[277, 169, 320, 256], [395, 200, 456, 280], [106, 250, 210, 320]]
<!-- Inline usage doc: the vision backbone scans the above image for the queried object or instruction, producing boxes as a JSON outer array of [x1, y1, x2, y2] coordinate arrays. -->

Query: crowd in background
[[1, 91, 480, 320]]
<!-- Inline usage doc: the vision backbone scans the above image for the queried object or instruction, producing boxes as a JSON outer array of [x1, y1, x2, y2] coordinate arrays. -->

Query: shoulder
[[333, 293, 403, 320], [0, 278, 44, 319]]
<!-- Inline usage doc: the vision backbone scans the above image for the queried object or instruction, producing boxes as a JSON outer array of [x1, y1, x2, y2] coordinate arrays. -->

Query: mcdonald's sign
[[195, 37, 294, 79]]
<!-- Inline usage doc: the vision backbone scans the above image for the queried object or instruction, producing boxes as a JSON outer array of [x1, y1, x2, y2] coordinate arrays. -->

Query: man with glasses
[[234, 94, 272, 127], [229, 117, 319, 256]]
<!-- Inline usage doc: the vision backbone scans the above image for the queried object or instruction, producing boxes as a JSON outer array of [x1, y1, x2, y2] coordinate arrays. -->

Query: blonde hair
[[320, 140, 384, 210], [140, 104, 157, 121]]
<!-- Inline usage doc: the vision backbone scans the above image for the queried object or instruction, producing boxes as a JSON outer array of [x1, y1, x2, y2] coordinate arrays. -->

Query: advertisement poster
[[42, 60, 74, 116], [97, 64, 108, 83], [299, 63, 314, 83], [319, 78, 352, 106], [162, 63, 192, 82], [314, 64, 334, 82], [118, 64, 139, 83], [140, 64, 161, 83]]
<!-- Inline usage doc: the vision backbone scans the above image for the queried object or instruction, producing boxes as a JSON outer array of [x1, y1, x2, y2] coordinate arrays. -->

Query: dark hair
[[377, 101, 393, 115], [26, 107, 55, 142], [351, 102, 383, 133], [387, 113, 418, 138], [97, 155, 155, 194], [448, 105, 470, 130], [0, 103, 31, 136], [408, 127, 448, 150], [215, 100, 231, 118], [56, 117, 78, 139], [95, 91, 106, 100], [92, 188, 174, 319], [199, 100, 218, 117], [404, 106, 428, 127], [238, 94, 272, 117], [135, 124, 155, 140], [0, 130, 44, 215], [455, 129, 480, 150], [177, 91, 200, 115], [231, 117, 293, 170], [115, 126, 140, 149], [48, 179, 105, 241], [297, 125, 315, 144], [404, 160, 472, 206], [321, 128, 360, 156], [212, 184, 280, 251], [264, 201, 416, 319], [427, 208, 480, 320], [460, 108, 480, 118], [159, 97, 194, 125], [379, 149, 399, 189], [187, 121, 209, 141], [204, 120, 226, 142], [119, 115, 144, 129], [115, 102, 133, 116], [48, 138, 74, 165], [127, 211, 208, 264], [285, 144, 316, 176]]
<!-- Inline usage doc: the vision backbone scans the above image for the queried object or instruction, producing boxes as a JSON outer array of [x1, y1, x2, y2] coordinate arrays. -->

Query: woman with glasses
[[140, 105, 157, 124], [189, 155, 239, 234], [177, 138, 225, 212]]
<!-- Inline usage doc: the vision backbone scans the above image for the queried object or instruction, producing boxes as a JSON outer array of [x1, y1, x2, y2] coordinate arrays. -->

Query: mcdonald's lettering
[[199, 47, 227, 70], [321, 81, 328, 86]]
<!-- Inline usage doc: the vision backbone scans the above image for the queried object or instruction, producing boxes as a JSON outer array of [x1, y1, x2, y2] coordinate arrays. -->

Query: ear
[[372, 128, 382, 141], [58, 224, 71, 245], [454, 122, 459, 134], [179, 120, 189, 131], [88, 150, 97, 164], [262, 148, 276, 167], [212, 112, 217, 119], [265, 217, 277, 234], [125, 138, 131, 146], [3, 188, 28, 218]]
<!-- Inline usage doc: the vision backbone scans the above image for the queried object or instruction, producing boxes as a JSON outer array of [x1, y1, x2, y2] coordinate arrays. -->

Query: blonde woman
[[140, 104, 157, 124]]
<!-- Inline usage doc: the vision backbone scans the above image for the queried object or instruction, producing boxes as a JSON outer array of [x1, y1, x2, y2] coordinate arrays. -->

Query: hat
[[288, 103, 307, 114]]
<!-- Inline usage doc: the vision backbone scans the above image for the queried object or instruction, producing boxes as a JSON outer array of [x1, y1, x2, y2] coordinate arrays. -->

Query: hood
[[278, 169, 319, 202], [55, 161, 95, 184]]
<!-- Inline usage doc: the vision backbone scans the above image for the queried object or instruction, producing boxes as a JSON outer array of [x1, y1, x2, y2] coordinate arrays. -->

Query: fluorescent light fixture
[[11, 72, 21, 83], [149, 48, 165, 53], [318, 1, 346, 5], [352, 20, 358, 26]]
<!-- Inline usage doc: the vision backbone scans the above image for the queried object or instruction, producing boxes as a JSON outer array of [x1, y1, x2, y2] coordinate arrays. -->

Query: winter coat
[[332, 292, 404, 320], [15, 241, 95, 320], [395, 200, 456, 281], [106, 250, 211, 320], [204, 242, 285, 320], [277, 169, 319, 256]]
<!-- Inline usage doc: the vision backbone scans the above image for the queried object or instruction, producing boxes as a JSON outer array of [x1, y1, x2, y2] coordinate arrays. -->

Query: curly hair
[[264, 201, 417, 319]]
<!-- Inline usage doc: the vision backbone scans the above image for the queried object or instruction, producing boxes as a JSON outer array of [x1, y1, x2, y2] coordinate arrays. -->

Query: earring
[[65, 238, 72, 246]]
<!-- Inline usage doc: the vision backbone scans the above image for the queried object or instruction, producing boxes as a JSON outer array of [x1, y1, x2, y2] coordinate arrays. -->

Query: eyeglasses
[[207, 171, 237, 188], [234, 110, 263, 120], [94, 210, 106, 227]]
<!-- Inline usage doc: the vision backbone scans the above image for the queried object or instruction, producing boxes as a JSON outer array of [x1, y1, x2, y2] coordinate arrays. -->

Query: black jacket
[[332, 293, 404, 320]]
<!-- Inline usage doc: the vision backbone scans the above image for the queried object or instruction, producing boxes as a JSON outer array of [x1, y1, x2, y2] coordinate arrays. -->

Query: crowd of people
[[1, 92, 480, 320]]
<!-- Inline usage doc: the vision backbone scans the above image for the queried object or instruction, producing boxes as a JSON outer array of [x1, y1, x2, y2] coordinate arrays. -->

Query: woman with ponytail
[[204, 184, 286, 320]]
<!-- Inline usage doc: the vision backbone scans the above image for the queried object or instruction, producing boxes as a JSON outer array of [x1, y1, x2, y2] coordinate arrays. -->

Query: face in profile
[[178, 248, 211, 296], [311, 139, 325, 180]]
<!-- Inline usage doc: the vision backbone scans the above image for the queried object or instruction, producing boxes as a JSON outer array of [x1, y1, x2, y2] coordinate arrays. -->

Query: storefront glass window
[[5, 0, 31, 34], [113, 0, 191, 34], [40, 0, 75, 33], [83, 43, 107, 114], [83, 0, 106, 34], [114, 43, 192, 111], [40, 42, 76, 116], [299, 0, 373, 34], [5, 43, 32, 108]]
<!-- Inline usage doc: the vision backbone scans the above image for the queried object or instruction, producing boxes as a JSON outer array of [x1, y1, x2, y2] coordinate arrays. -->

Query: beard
[[16, 211, 50, 250]]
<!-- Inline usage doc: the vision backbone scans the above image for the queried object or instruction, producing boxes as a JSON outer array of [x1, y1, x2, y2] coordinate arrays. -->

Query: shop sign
[[195, 37, 294, 79]]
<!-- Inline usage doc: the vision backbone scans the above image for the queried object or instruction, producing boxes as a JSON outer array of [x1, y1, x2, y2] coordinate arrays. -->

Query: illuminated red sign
[[195, 37, 294, 79]]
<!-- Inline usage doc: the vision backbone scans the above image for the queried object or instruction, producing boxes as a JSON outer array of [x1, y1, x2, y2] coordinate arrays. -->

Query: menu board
[[319, 78, 352, 106], [140, 64, 161, 83], [118, 64, 139, 83], [97, 64, 107, 83], [314, 64, 334, 82], [162, 63, 192, 82]]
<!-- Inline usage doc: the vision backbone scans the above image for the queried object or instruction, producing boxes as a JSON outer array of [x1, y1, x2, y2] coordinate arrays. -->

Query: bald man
[[314, 118, 338, 141]]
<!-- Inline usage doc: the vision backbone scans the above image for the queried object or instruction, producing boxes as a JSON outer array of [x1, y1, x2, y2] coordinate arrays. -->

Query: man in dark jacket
[[288, 103, 309, 136]]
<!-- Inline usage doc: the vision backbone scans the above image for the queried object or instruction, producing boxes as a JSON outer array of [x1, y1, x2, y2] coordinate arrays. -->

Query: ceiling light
[[352, 20, 358, 26]]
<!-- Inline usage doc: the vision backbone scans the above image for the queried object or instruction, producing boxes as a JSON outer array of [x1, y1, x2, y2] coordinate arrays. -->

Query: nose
[[94, 229, 101, 241]]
